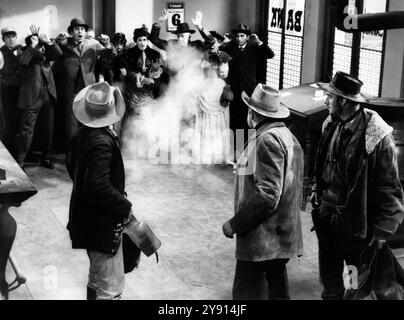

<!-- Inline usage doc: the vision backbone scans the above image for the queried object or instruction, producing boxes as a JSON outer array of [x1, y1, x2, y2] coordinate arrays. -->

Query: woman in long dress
[[194, 51, 233, 164]]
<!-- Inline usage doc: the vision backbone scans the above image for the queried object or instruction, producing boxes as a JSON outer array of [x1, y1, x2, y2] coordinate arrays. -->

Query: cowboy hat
[[242, 84, 290, 119], [172, 23, 195, 34], [317, 71, 369, 103], [231, 24, 252, 36], [73, 82, 125, 128], [67, 17, 89, 33]]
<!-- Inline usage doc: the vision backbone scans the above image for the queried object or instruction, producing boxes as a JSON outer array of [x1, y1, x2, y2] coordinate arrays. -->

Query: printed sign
[[167, 2, 185, 32], [268, 0, 305, 36]]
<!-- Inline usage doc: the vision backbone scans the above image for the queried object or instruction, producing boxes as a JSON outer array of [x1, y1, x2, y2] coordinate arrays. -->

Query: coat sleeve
[[230, 136, 285, 234], [150, 23, 168, 50], [373, 134, 404, 239], [257, 43, 275, 59], [44, 42, 63, 61], [0, 51, 4, 70], [84, 135, 132, 219], [19, 46, 42, 66]]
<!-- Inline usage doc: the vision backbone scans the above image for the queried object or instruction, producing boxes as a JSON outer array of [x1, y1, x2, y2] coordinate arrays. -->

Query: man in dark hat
[[222, 83, 304, 299], [54, 17, 117, 143], [220, 24, 275, 143], [0, 27, 23, 156], [14, 25, 63, 169], [149, 9, 214, 51], [311, 71, 404, 299]]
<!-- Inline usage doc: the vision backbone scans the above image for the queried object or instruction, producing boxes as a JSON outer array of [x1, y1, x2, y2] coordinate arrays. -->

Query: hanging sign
[[268, 0, 305, 36], [167, 2, 185, 32]]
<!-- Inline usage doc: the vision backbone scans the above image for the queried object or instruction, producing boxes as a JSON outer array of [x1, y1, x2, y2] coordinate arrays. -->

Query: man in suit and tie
[[15, 26, 63, 169], [220, 24, 275, 148], [54, 18, 117, 143]]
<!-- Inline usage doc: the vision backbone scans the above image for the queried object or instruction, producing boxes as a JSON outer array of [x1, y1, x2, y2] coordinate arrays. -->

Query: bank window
[[331, 0, 387, 96], [266, 0, 306, 90]]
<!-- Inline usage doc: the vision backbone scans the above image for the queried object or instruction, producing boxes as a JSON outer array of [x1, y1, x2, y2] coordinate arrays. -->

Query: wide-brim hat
[[317, 71, 369, 103], [73, 82, 125, 128], [207, 51, 232, 66], [231, 24, 251, 36], [67, 17, 89, 33], [172, 23, 195, 34], [242, 84, 290, 119], [1, 27, 17, 37]]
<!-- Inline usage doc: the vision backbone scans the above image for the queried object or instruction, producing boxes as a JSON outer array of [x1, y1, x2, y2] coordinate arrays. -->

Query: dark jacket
[[0, 45, 23, 85], [120, 46, 161, 75], [314, 108, 404, 240], [57, 37, 117, 100], [230, 121, 304, 261], [220, 41, 275, 96], [66, 127, 132, 255], [18, 43, 62, 109]]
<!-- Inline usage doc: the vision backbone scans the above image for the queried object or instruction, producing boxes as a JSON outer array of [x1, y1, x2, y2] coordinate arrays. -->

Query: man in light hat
[[66, 82, 131, 300], [222, 83, 304, 300], [0, 27, 23, 155], [220, 24, 275, 137], [311, 71, 404, 299], [54, 17, 116, 143]]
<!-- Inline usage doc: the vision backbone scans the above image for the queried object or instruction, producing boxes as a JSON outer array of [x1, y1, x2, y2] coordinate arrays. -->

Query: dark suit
[[57, 38, 117, 142], [15, 43, 62, 164], [220, 41, 275, 131], [0, 45, 23, 155], [66, 127, 132, 255]]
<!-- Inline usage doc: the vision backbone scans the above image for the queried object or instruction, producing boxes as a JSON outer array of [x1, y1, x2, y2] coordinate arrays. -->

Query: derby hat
[[73, 82, 125, 128], [133, 27, 150, 41], [172, 22, 195, 34], [242, 84, 290, 119], [67, 17, 89, 33], [1, 27, 17, 37], [317, 71, 369, 103], [231, 24, 252, 36]]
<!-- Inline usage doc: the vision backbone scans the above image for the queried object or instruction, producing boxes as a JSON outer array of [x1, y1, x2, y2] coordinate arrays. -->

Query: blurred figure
[[86, 28, 96, 40], [0, 27, 23, 156], [15, 25, 62, 169], [194, 51, 233, 164]]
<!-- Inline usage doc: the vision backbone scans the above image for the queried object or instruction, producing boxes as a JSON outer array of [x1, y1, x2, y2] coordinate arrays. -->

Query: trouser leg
[[15, 109, 40, 165], [38, 100, 54, 160], [264, 259, 291, 300], [64, 98, 79, 143], [232, 259, 267, 300]]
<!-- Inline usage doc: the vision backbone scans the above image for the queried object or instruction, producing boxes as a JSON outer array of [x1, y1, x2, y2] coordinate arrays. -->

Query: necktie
[[77, 42, 83, 54], [141, 50, 147, 73]]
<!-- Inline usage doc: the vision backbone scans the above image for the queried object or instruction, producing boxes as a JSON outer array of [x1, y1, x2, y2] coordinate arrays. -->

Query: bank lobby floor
[[5, 153, 326, 300]]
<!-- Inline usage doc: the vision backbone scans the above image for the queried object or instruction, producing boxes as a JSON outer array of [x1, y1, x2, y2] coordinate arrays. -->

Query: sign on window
[[268, 0, 305, 36]]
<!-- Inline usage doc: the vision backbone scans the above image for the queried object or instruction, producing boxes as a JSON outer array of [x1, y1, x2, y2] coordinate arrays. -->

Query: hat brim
[[73, 84, 125, 128], [171, 29, 195, 34], [231, 29, 252, 36], [2, 31, 17, 37], [317, 82, 369, 103], [242, 91, 290, 119], [68, 24, 89, 33]]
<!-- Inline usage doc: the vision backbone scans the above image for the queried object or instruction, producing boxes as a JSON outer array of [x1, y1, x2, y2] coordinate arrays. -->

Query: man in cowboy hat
[[54, 17, 117, 144], [149, 9, 214, 51], [222, 83, 304, 300], [0, 26, 23, 155], [66, 81, 131, 299], [220, 24, 275, 137], [311, 71, 404, 299]]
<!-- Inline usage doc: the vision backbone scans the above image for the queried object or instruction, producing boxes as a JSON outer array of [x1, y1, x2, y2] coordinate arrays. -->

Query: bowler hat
[[172, 23, 195, 34], [231, 24, 251, 36], [73, 82, 125, 128], [317, 71, 369, 103], [1, 27, 17, 37], [67, 17, 89, 33], [242, 84, 290, 119]]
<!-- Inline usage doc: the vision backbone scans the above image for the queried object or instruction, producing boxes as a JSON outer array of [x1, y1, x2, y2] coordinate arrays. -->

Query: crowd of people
[[1, 9, 404, 301]]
